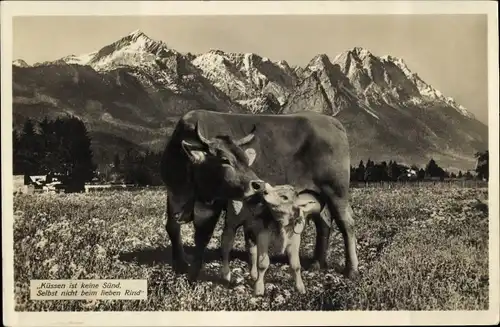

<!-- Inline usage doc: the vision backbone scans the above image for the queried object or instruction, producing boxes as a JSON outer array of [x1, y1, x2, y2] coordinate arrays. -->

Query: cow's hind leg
[[322, 186, 359, 280], [310, 212, 330, 271], [189, 203, 223, 282], [166, 199, 189, 274]]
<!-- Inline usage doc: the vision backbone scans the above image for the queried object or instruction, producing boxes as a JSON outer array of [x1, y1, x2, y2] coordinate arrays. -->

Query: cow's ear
[[182, 140, 207, 164], [231, 200, 243, 215], [244, 148, 257, 166]]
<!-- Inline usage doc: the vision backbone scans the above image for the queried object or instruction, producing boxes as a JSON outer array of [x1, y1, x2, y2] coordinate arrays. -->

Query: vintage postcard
[[2, 1, 499, 326]]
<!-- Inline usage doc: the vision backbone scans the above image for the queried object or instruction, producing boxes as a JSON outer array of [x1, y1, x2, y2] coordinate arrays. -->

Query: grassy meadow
[[12, 185, 489, 311]]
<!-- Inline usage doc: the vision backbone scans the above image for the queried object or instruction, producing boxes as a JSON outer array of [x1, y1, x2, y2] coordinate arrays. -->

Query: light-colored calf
[[251, 184, 323, 296]]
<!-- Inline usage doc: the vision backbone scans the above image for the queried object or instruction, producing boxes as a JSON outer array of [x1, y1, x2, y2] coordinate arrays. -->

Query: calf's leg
[[254, 228, 270, 296], [244, 228, 258, 281], [287, 233, 305, 294]]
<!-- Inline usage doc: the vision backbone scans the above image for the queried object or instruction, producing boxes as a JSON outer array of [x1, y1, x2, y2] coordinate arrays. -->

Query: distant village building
[[397, 168, 418, 181], [23, 173, 66, 193]]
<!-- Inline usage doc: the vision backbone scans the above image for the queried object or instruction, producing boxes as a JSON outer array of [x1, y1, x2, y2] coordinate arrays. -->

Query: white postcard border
[[2, 1, 499, 326]]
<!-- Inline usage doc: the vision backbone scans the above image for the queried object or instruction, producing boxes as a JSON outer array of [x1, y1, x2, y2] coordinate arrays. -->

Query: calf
[[221, 184, 327, 296]]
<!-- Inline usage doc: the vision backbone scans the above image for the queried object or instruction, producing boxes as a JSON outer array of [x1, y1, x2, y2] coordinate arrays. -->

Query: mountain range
[[12, 30, 488, 171]]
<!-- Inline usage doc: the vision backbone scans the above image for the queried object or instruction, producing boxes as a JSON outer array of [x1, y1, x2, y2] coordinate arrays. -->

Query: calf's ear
[[244, 148, 257, 166], [297, 200, 318, 216], [181, 140, 207, 164]]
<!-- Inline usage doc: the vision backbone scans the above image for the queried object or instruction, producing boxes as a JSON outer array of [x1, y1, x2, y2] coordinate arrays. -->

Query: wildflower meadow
[[13, 185, 489, 311]]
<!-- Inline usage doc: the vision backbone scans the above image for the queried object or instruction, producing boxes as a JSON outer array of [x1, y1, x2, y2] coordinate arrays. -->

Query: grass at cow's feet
[[12, 186, 489, 311]]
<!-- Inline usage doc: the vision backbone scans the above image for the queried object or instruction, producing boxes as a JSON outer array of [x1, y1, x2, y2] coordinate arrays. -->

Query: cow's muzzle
[[250, 180, 266, 192]]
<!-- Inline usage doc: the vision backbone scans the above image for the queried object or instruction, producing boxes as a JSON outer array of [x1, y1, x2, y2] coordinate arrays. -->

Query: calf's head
[[262, 184, 321, 228], [181, 122, 265, 202]]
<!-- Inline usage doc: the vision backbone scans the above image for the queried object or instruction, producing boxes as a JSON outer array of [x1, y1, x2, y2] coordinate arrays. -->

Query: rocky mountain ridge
[[12, 30, 487, 170]]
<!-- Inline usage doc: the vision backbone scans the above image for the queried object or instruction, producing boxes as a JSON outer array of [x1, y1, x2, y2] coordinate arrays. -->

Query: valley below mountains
[[12, 30, 488, 171]]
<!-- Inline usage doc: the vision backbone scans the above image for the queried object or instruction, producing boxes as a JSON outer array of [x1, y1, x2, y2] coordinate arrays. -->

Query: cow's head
[[181, 122, 265, 202]]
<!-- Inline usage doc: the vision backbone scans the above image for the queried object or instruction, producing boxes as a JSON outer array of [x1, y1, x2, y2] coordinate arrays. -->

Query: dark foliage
[[350, 157, 480, 183], [13, 116, 96, 188]]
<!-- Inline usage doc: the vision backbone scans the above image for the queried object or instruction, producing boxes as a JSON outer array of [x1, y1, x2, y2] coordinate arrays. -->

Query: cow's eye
[[221, 157, 231, 165]]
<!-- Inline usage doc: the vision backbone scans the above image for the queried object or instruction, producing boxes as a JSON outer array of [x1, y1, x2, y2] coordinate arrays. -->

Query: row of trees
[[350, 157, 484, 183], [97, 150, 163, 186], [475, 150, 489, 180], [13, 117, 96, 189], [13, 117, 165, 188]]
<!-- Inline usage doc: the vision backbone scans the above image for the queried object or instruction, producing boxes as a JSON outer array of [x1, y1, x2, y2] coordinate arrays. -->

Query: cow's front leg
[[166, 197, 189, 274], [189, 203, 223, 283], [220, 220, 238, 284]]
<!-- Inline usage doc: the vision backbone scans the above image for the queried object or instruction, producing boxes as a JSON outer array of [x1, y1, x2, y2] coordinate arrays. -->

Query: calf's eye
[[280, 195, 289, 201]]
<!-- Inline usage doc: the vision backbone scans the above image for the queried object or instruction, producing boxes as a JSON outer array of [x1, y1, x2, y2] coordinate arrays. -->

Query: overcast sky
[[13, 15, 488, 124]]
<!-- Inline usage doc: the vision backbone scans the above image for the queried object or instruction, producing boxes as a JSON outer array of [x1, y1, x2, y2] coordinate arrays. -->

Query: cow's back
[[170, 110, 350, 192]]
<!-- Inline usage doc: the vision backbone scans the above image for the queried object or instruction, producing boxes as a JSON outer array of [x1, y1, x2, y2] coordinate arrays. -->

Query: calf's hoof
[[344, 268, 360, 281], [253, 282, 265, 297], [250, 268, 258, 281], [296, 282, 306, 294], [296, 287, 306, 295]]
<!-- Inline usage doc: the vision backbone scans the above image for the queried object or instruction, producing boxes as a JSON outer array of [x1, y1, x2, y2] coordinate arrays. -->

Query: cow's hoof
[[220, 270, 232, 284], [309, 260, 327, 271], [188, 269, 202, 284], [173, 261, 190, 274]]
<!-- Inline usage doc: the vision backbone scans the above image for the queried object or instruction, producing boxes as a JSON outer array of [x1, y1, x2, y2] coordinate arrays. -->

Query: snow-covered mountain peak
[[381, 54, 413, 76], [87, 30, 172, 71], [306, 54, 334, 72], [350, 46, 374, 59], [380, 54, 475, 118], [128, 29, 146, 38], [13, 59, 30, 67], [61, 52, 98, 66]]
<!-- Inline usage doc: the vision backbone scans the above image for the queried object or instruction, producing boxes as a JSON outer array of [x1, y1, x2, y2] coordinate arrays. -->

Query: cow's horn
[[195, 121, 212, 145], [234, 125, 256, 146]]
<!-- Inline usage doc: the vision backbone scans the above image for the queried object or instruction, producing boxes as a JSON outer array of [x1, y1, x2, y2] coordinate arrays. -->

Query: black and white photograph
[[2, 1, 499, 326]]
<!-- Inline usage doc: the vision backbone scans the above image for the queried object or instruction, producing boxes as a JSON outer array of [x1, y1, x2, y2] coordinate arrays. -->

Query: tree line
[[350, 156, 488, 183], [98, 150, 163, 186], [13, 116, 164, 189], [13, 117, 96, 190]]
